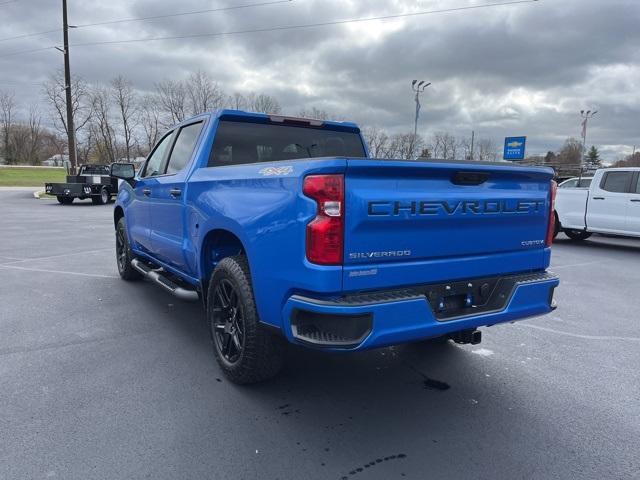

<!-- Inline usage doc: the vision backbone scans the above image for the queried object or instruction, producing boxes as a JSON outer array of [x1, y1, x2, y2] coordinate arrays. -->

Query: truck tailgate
[[343, 159, 554, 290]]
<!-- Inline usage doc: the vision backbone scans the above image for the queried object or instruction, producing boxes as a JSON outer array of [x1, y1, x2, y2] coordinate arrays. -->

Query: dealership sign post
[[503, 136, 527, 160]]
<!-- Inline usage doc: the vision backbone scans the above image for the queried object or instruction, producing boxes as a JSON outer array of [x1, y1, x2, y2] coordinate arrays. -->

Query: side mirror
[[110, 163, 135, 180]]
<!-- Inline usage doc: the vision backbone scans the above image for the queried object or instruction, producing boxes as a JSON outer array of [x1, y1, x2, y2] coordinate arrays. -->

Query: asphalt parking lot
[[1, 188, 639, 480]]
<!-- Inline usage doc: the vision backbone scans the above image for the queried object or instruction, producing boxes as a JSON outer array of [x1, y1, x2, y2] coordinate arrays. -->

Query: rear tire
[[207, 255, 285, 384], [57, 196, 73, 205], [565, 229, 592, 241], [92, 187, 109, 205], [115, 217, 142, 281]]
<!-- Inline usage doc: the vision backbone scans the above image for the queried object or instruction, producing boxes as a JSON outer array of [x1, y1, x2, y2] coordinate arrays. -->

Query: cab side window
[[601, 171, 632, 193], [141, 132, 173, 178], [165, 122, 204, 175]]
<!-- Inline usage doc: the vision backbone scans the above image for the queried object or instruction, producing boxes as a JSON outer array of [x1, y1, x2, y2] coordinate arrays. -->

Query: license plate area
[[425, 276, 514, 321]]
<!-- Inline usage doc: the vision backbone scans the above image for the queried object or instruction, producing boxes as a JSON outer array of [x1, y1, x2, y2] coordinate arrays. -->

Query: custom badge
[[259, 166, 293, 176]]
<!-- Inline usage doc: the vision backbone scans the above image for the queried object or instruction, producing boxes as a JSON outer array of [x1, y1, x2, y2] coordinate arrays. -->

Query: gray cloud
[[1, 0, 638, 160]]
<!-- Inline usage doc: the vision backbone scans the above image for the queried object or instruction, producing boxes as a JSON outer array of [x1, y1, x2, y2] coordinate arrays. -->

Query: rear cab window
[[80, 165, 110, 175], [208, 120, 366, 167]]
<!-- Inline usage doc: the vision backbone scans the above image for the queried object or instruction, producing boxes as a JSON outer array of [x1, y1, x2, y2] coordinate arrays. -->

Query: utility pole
[[579, 109, 597, 183], [411, 80, 431, 137], [61, 0, 77, 174], [470, 130, 475, 161]]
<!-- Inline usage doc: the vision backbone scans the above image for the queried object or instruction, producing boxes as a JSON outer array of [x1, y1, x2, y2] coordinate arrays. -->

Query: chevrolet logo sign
[[507, 141, 523, 148]]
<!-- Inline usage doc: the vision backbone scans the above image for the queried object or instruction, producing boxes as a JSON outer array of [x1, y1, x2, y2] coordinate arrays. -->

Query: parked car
[[45, 164, 118, 205], [558, 176, 593, 189], [555, 167, 640, 240], [111, 110, 559, 384]]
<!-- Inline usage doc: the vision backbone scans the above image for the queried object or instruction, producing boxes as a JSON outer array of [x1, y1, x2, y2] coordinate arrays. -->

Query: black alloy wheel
[[115, 217, 141, 280], [211, 278, 245, 364]]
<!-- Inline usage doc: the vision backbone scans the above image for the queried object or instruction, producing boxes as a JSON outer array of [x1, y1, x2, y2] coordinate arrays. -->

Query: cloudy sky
[[0, 0, 638, 161]]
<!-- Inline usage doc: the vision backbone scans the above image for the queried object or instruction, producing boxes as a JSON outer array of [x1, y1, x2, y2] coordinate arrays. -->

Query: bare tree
[[155, 79, 187, 125], [9, 107, 44, 165], [297, 107, 331, 120], [90, 86, 118, 163], [42, 72, 92, 146], [393, 133, 424, 160], [76, 127, 95, 165], [46, 131, 68, 164], [458, 137, 472, 160], [186, 70, 225, 115], [229, 92, 247, 110], [248, 93, 281, 114], [555, 137, 582, 165], [613, 151, 640, 167], [43, 72, 93, 167], [362, 126, 389, 158], [476, 138, 498, 161], [0, 91, 16, 164], [430, 132, 457, 160], [111, 76, 138, 161], [25, 106, 43, 164], [139, 94, 162, 155]]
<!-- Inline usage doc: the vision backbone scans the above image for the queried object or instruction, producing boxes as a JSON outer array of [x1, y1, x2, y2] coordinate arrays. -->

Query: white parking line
[[519, 323, 640, 342], [0, 248, 113, 266], [0, 264, 118, 279]]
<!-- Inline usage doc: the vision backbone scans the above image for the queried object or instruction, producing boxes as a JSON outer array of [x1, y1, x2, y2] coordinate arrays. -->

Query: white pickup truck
[[555, 167, 640, 240]]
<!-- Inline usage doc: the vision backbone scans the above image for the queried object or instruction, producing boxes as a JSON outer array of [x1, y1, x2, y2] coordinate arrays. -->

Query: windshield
[[208, 120, 366, 167]]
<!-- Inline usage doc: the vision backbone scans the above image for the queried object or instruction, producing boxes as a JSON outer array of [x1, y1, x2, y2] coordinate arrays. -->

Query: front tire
[[115, 217, 142, 281], [207, 255, 285, 384], [565, 229, 592, 241]]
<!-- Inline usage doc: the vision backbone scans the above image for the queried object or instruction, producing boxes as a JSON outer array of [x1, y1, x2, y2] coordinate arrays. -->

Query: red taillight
[[303, 174, 344, 265], [545, 180, 557, 246]]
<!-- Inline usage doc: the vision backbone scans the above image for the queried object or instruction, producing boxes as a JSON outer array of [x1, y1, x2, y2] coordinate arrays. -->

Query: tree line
[[0, 70, 286, 166], [12, 70, 616, 168]]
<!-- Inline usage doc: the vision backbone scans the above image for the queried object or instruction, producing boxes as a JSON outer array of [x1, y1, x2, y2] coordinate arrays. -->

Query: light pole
[[579, 110, 597, 180], [412, 80, 431, 137]]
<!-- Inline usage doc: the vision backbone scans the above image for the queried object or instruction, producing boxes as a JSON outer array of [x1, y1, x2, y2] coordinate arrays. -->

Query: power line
[[0, 28, 59, 44], [72, 0, 541, 47], [74, 0, 293, 28], [0, 46, 54, 59], [0, 0, 293, 43], [0, 0, 540, 59]]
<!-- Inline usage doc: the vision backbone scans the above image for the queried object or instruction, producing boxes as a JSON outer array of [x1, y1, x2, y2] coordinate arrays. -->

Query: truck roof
[[172, 109, 362, 133], [596, 167, 640, 172]]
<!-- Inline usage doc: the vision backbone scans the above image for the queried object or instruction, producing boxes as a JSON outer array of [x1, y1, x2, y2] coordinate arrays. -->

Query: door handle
[[631, 199, 640, 203], [169, 188, 182, 198], [142, 188, 151, 197], [592, 197, 605, 200]]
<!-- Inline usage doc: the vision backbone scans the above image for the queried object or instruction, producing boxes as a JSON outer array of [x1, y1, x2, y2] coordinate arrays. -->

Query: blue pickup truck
[[111, 109, 559, 384]]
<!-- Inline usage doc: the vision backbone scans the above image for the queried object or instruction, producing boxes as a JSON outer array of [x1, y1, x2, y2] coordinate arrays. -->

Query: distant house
[[42, 154, 70, 168]]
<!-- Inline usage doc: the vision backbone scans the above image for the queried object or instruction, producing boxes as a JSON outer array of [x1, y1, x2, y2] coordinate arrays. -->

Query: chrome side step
[[131, 258, 199, 302]]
